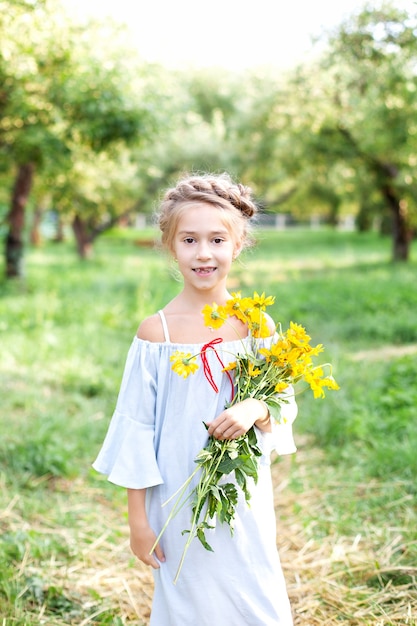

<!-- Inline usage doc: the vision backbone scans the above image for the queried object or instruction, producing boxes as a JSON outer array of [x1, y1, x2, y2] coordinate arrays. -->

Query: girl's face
[[172, 202, 242, 293]]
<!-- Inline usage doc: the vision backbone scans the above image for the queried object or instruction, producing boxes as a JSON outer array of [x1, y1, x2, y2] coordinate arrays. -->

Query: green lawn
[[1, 228, 416, 624]]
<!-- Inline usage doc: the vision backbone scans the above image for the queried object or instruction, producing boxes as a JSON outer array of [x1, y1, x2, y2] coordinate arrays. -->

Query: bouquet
[[151, 291, 339, 582]]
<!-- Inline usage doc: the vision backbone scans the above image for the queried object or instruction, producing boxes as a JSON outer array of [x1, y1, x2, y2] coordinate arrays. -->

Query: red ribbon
[[201, 338, 235, 402]]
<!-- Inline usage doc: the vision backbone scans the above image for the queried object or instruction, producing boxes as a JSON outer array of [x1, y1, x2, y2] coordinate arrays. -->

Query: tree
[[0, 0, 60, 276], [1, 0, 158, 275], [49, 146, 142, 258], [287, 3, 417, 260]]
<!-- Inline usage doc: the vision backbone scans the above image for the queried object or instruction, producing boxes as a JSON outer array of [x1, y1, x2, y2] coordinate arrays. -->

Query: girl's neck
[[170, 286, 231, 313], [162, 287, 248, 344]]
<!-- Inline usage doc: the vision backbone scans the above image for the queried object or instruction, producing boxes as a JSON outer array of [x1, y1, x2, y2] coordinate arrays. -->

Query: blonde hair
[[157, 173, 259, 253]]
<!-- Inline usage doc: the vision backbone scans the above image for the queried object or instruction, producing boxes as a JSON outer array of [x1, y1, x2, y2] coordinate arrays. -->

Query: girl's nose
[[196, 242, 211, 259]]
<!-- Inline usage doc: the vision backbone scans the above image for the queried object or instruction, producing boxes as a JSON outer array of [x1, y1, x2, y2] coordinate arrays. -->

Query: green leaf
[[268, 402, 282, 423], [196, 527, 214, 552], [264, 395, 290, 424], [216, 455, 242, 474], [235, 467, 251, 503], [195, 448, 213, 463], [223, 483, 238, 505], [239, 457, 259, 482], [208, 484, 221, 501], [207, 493, 218, 519], [246, 426, 259, 448]]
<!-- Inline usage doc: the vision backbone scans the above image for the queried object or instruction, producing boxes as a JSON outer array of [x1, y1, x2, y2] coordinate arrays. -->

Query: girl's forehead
[[176, 203, 231, 232]]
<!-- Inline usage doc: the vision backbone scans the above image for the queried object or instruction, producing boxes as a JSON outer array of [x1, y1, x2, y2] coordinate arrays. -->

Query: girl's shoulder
[[264, 312, 276, 335], [136, 313, 165, 343]]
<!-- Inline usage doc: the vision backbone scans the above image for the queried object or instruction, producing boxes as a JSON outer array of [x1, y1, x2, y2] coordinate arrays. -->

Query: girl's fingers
[[153, 542, 166, 564], [207, 413, 247, 439], [206, 418, 226, 437], [216, 424, 244, 440]]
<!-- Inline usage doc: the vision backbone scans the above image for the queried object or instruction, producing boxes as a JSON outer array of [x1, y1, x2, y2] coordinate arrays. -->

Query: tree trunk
[[53, 213, 65, 242], [72, 214, 93, 259], [30, 205, 43, 246], [381, 184, 411, 261], [5, 163, 35, 278], [336, 126, 411, 262], [71, 202, 140, 259]]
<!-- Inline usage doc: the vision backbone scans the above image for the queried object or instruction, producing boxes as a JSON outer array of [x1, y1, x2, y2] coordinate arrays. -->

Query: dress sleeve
[[271, 385, 298, 455], [92, 338, 164, 489], [256, 385, 298, 456]]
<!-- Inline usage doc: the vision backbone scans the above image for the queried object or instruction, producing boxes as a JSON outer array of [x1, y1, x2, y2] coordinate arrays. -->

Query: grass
[[0, 227, 416, 624]]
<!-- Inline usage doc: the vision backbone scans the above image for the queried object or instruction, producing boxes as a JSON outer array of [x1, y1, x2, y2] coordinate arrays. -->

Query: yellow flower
[[224, 293, 254, 324], [306, 343, 325, 357], [290, 362, 309, 378], [223, 361, 237, 372], [258, 346, 272, 361], [248, 362, 262, 377], [304, 366, 341, 398], [274, 381, 289, 393], [286, 321, 311, 348], [322, 376, 340, 392], [202, 303, 226, 329], [286, 347, 303, 365], [246, 308, 271, 338], [304, 367, 326, 398], [170, 351, 199, 379], [224, 294, 244, 321], [252, 291, 275, 310], [260, 339, 290, 365]]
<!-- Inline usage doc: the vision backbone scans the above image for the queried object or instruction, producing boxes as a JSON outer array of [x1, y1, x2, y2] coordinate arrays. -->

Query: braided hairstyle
[[157, 173, 259, 253]]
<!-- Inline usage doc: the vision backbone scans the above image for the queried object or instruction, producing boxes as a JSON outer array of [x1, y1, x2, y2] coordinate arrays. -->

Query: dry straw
[[3, 446, 416, 625], [275, 445, 417, 625]]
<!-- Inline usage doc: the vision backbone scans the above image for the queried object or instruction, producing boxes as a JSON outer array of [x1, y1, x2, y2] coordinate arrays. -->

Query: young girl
[[93, 173, 298, 626]]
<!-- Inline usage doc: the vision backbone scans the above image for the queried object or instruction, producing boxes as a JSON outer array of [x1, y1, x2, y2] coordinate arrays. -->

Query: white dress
[[93, 312, 297, 626]]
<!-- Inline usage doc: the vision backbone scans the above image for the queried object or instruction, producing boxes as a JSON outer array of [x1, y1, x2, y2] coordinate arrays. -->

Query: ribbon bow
[[201, 338, 235, 403]]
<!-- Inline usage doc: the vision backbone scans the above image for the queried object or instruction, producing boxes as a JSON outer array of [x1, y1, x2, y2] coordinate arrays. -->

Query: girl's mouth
[[193, 267, 216, 275]]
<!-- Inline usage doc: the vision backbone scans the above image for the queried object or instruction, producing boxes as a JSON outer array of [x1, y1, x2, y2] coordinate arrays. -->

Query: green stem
[[173, 440, 229, 583], [162, 465, 200, 507], [150, 466, 200, 556]]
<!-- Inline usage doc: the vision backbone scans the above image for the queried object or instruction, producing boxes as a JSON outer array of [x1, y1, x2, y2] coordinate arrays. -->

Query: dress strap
[[158, 310, 171, 343]]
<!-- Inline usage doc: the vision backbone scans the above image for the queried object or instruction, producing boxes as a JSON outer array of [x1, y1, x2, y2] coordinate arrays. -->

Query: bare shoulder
[[136, 313, 164, 342], [264, 312, 277, 335]]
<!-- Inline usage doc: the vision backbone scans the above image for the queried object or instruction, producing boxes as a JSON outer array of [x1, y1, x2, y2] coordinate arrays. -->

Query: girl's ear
[[233, 241, 243, 260]]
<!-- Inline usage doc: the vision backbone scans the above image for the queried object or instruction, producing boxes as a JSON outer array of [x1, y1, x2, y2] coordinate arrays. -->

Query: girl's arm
[[127, 488, 165, 568], [206, 397, 271, 440]]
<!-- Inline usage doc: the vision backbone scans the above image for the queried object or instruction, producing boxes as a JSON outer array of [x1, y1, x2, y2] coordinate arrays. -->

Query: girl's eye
[[184, 237, 195, 244], [213, 238, 224, 244]]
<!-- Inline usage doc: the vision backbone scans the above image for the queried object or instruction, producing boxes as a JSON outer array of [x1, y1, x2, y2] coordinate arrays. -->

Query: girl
[[93, 173, 297, 625]]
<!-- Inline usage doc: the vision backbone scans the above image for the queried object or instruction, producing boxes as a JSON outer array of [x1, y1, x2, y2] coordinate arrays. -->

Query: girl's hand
[[127, 488, 165, 569], [206, 397, 271, 440], [129, 521, 166, 569]]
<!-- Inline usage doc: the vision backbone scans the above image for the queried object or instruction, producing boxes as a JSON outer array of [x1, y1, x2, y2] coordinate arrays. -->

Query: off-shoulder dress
[[93, 311, 297, 626]]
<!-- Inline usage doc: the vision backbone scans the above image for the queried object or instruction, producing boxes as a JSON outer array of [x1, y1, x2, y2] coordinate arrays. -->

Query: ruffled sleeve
[[256, 386, 298, 456], [271, 385, 298, 455], [92, 338, 164, 489]]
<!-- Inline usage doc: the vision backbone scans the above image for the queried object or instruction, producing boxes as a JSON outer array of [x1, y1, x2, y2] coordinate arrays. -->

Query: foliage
[[2, 1, 417, 271], [279, 3, 417, 258], [299, 354, 417, 481], [0, 0, 167, 270]]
